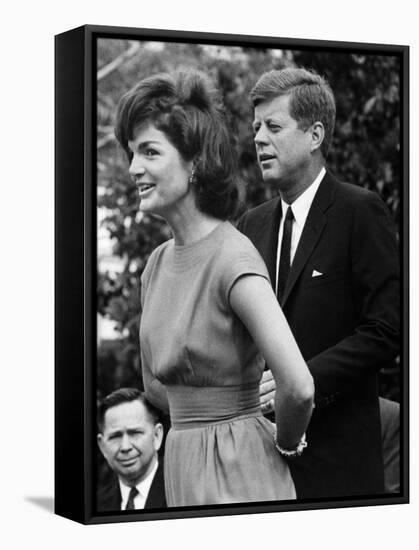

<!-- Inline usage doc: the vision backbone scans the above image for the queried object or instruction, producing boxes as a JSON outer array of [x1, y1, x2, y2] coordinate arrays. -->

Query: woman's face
[[128, 123, 194, 218]]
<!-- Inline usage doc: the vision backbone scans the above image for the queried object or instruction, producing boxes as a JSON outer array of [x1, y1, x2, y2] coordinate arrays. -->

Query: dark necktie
[[125, 487, 139, 510], [277, 206, 294, 301]]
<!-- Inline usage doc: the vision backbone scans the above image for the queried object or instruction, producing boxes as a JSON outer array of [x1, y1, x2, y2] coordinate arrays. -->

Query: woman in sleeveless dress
[[115, 70, 314, 506]]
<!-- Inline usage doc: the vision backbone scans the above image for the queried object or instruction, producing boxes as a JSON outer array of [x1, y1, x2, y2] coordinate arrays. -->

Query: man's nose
[[120, 433, 133, 451], [254, 125, 269, 146]]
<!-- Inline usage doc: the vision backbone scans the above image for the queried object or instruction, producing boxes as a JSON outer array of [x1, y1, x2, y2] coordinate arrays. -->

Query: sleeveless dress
[[140, 221, 296, 506]]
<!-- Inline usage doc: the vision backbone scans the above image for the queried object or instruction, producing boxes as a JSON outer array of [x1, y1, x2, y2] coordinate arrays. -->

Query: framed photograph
[[55, 24, 409, 525]]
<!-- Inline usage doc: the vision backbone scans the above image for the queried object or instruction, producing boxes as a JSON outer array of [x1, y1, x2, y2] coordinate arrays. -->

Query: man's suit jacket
[[97, 460, 167, 512], [238, 171, 400, 499]]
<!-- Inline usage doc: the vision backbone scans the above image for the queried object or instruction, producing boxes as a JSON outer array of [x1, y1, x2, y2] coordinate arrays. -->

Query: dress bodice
[[140, 221, 270, 388]]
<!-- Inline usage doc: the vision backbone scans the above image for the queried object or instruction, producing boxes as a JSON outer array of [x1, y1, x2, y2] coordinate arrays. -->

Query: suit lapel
[[256, 198, 282, 288], [281, 173, 336, 306], [145, 460, 166, 509], [97, 477, 122, 512]]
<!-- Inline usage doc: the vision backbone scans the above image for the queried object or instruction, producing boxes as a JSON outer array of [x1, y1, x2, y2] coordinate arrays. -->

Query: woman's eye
[[145, 148, 158, 157]]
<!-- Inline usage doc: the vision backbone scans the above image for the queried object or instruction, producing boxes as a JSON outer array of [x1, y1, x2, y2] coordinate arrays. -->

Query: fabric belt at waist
[[166, 383, 262, 430]]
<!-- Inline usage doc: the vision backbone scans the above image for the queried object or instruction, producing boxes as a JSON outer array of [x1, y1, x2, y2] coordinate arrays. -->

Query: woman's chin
[[139, 201, 166, 220], [139, 199, 154, 213]]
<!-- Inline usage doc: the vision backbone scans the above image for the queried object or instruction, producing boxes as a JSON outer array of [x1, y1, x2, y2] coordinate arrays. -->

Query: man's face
[[253, 94, 313, 192], [98, 400, 163, 486]]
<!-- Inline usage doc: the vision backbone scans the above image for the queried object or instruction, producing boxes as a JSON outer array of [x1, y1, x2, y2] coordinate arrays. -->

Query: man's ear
[[310, 121, 325, 153], [97, 433, 106, 456], [154, 423, 164, 452]]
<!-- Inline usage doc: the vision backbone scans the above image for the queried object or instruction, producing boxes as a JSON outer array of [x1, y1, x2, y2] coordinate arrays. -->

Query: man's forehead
[[254, 94, 291, 119], [103, 400, 150, 428]]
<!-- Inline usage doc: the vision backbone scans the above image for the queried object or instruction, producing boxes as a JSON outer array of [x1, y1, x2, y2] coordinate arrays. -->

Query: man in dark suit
[[238, 67, 400, 499], [97, 388, 166, 511]]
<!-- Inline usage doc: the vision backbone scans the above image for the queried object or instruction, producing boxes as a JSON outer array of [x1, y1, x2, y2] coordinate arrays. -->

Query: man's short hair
[[250, 67, 336, 157], [97, 388, 161, 433]]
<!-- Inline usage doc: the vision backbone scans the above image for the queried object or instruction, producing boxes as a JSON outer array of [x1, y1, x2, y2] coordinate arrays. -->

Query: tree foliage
[[96, 39, 401, 401]]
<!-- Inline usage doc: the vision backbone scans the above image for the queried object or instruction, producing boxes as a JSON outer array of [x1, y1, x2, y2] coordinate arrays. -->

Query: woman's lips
[[138, 183, 156, 196]]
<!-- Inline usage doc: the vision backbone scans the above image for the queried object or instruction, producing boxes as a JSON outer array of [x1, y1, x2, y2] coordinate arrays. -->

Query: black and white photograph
[[84, 28, 407, 520], [5, 2, 417, 548]]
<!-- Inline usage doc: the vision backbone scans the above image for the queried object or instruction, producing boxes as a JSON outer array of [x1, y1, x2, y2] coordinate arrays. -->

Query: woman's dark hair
[[115, 70, 240, 220]]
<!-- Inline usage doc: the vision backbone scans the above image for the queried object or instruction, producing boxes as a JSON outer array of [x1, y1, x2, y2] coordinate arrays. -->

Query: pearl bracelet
[[274, 431, 308, 458]]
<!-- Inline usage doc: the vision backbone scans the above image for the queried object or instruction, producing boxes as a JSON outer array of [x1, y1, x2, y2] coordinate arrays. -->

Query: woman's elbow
[[293, 375, 315, 410], [147, 381, 170, 415]]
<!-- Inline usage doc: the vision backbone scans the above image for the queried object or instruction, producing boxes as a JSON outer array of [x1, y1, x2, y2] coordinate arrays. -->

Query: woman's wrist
[[273, 430, 307, 458]]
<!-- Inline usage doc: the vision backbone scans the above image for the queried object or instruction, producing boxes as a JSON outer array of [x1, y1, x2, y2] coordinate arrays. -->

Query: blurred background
[[96, 37, 401, 406]]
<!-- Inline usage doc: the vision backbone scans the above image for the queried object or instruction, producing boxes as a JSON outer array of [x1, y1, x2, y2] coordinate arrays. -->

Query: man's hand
[[260, 369, 276, 414]]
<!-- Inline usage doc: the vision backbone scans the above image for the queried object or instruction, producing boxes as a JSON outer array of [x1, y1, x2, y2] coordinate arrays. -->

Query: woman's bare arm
[[230, 274, 314, 450], [141, 355, 170, 415]]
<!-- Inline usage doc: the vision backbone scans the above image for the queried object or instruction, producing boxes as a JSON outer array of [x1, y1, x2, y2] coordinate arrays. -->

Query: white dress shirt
[[119, 459, 159, 510], [275, 167, 326, 295]]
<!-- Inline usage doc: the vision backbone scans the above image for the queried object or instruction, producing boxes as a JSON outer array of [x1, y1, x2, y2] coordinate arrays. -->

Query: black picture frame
[[55, 24, 409, 525]]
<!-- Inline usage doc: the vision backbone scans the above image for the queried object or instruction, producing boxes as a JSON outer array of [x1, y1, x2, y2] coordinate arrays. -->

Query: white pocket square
[[312, 270, 323, 277]]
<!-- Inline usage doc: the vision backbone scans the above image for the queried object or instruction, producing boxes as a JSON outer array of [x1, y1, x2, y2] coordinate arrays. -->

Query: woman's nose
[[129, 156, 145, 181]]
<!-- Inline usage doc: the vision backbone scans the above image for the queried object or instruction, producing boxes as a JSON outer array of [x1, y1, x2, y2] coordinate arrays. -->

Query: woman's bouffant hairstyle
[[250, 67, 336, 158], [115, 70, 240, 220]]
